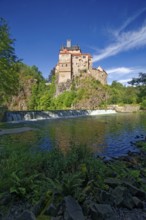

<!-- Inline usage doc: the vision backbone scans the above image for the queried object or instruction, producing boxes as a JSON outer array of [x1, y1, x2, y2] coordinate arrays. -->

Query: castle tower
[[67, 39, 71, 48]]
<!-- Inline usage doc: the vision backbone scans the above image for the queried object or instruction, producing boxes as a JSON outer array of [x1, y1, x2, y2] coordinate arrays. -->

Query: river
[[1, 112, 146, 158]]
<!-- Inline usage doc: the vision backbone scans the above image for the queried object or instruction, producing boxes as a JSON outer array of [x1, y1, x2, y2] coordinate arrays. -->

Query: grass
[[0, 134, 146, 218]]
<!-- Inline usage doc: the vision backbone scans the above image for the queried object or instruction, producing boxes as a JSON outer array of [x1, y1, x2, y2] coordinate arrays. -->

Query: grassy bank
[[0, 134, 146, 219]]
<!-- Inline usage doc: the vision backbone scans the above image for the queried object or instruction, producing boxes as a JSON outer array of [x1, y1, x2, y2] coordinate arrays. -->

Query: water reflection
[[37, 113, 146, 157]]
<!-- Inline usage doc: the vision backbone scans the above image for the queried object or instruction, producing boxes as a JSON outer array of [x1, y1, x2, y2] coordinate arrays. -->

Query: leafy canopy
[[0, 18, 19, 104], [128, 73, 146, 86]]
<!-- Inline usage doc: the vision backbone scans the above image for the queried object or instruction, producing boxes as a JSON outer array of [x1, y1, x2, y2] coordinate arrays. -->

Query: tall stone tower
[[66, 39, 71, 48]]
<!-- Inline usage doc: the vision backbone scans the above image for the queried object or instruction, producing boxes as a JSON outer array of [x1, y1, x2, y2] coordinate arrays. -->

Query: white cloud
[[116, 7, 146, 35], [107, 66, 146, 85], [93, 9, 146, 63], [118, 79, 132, 84], [93, 25, 146, 62], [106, 67, 134, 74]]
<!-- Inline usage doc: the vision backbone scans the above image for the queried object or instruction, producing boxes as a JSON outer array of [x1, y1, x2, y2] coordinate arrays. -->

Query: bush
[[141, 99, 146, 110]]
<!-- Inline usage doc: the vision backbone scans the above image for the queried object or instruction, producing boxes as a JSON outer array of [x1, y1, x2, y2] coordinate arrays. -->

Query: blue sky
[[0, 0, 146, 84]]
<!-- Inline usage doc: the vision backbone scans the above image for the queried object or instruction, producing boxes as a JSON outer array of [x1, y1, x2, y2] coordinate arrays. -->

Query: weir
[[4, 110, 116, 122]]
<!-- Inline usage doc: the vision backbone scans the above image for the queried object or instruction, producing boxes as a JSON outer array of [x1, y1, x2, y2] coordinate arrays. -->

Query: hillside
[[54, 74, 109, 110], [5, 69, 142, 111]]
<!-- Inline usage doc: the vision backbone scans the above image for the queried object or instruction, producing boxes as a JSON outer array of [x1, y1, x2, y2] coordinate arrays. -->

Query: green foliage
[[47, 172, 83, 198], [33, 75, 56, 110], [53, 91, 76, 109], [128, 73, 146, 103], [108, 81, 138, 105], [10, 171, 42, 201], [0, 18, 19, 104], [136, 141, 146, 152], [140, 98, 146, 110], [128, 73, 146, 86]]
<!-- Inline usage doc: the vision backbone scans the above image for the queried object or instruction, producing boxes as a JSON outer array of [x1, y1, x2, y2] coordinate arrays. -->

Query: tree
[[128, 73, 146, 86], [0, 18, 19, 105], [128, 73, 146, 103], [108, 81, 125, 104]]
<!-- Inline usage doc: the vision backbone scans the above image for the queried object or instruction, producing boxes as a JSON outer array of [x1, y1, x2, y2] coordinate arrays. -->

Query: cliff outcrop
[[54, 74, 109, 110], [8, 78, 37, 110]]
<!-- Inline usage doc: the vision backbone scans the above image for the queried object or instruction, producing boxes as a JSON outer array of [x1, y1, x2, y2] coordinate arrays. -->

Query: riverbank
[[0, 137, 146, 220]]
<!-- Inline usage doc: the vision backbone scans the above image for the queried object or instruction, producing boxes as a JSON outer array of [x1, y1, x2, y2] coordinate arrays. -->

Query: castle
[[55, 40, 107, 85]]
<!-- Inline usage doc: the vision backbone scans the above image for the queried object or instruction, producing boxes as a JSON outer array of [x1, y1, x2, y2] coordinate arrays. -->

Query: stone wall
[[107, 105, 140, 113]]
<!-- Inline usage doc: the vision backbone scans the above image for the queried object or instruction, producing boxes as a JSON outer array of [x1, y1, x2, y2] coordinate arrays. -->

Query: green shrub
[[141, 99, 146, 110]]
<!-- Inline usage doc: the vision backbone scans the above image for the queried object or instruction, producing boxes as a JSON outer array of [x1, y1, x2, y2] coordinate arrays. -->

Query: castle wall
[[59, 63, 71, 72], [58, 53, 72, 83], [72, 55, 90, 76]]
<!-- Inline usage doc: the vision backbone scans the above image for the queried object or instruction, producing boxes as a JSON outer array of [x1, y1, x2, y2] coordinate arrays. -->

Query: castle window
[[83, 56, 86, 58], [66, 64, 67, 67]]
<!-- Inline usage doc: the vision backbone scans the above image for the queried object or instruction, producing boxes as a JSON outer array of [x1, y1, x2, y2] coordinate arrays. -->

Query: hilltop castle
[[55, 40, 107, 85]]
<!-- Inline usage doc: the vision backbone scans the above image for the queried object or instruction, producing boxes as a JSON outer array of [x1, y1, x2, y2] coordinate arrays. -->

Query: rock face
[[56, 80, 72, 95], [7, 78, 37, 111], [16, 210, 36, 220], [89, 203, 117, 220]]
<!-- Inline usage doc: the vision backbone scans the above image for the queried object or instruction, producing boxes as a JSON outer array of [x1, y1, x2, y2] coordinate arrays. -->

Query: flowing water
[[1, 112, 146, 158]]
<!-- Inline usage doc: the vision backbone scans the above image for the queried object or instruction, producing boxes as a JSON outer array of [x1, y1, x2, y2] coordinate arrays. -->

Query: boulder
[[16, 210, 36, 220], [0, 212, 3, 220], [123, 182, 146, 200], [89, 203, 117, 220], [104, 178, 121, 187], [0, 193, 11, 206], [64, 195, 85, 220], [51, 217, 64, 220], [112, 186, 135, 209], [132, 196, 144, 208], [100, 190, 114, 205], [44, 203, 58, 217]]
